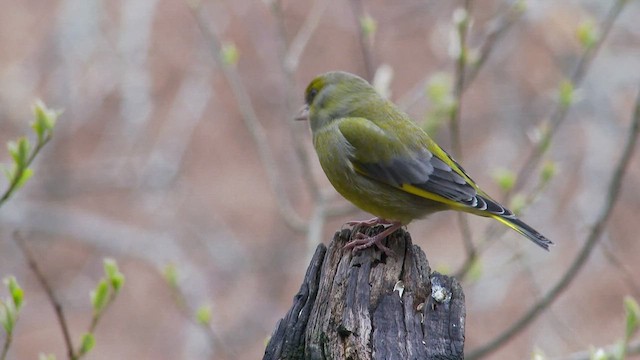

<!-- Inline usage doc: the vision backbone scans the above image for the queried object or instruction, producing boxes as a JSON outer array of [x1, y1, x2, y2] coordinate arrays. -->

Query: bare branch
[[398, 1, 522, 111], [165, 273, 235, 360], [467, 84, 640, 359], [511, 0, 628, 194], [601, 243, 640, 300], [270, 0, 323, 200], [14, 233, 76, 360], [283, 0, 331, 72], [450, 1, 471, 159], [456, 164, 554, 279], [449, 0, 475, 272], [464, 1, 524, 86], [139, 69, 212, 189], [348, 0, 375, 81], [188, 1, 307, 232], [456, 0, 629, 279]]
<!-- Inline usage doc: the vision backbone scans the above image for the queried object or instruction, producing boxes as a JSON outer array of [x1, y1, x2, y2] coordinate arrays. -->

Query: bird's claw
[[342, 220, 402, 257], [344, 232, 395, 257], [345, 217, 387, 227]]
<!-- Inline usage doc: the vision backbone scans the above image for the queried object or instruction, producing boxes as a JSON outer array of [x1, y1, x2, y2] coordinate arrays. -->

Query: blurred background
[[1, 0, 639, 359]]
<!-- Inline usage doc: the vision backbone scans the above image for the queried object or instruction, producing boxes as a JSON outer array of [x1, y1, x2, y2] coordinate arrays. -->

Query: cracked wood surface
[[264, 227, 465, 360]]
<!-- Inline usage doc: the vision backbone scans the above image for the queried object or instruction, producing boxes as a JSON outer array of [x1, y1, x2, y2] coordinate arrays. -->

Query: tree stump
[[264, 226, 466, 360]]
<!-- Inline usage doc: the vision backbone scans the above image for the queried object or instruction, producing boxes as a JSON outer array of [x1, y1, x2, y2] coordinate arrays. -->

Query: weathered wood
[[264, 226, 465, 360]]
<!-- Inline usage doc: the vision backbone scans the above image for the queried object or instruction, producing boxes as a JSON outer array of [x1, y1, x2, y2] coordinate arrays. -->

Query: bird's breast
[[312, 125, 443, 223]]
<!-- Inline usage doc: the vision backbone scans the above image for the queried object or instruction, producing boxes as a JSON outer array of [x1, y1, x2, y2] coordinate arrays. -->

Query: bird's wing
[[338, 117, 509, 214]]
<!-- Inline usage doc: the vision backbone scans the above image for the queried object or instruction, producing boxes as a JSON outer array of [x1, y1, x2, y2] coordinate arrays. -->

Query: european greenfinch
[[297, 71, 552, 255]]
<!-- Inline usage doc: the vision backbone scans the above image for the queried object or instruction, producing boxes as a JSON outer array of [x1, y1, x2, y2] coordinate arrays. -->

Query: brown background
[[1, 0, 639, 359]]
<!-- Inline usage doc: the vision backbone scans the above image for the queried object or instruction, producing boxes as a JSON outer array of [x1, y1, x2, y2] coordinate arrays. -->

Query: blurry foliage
[[0, 101, 58, 208], [0, 277, 24, 360], [0, 103, 126, 358], [0, 101, 57, 360], [0, 0, 638, 359]]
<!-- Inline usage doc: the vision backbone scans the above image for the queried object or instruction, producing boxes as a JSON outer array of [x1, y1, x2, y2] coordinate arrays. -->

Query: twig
[[188, 1, 307, 232], [455, 0, 629, 279], [397, 1, 521, 111], [0, 133, 52, 206], [270, 0, 322, 200], [601, 240, 640, 300], [14, 232, 76, 360], [510, 0, 628, 194], [283, 0, 330, 72], [166, 278, 234, 360], [464, 1, 523, 86], [0, 325, 11, 360], [87, 293, 116, 337], [467, 84, 640, 359], [455, 164, 553, 279], [450, 0, 471, 159], [138, 69, 212, 190], [449, 0, 476, 273], [348, 0, 375, 81], [456, 212, 475, 269], [521, 257, 583, 349]]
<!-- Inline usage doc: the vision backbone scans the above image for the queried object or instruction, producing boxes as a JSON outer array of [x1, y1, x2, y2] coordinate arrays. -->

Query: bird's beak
[[295, 105, 309, 121]]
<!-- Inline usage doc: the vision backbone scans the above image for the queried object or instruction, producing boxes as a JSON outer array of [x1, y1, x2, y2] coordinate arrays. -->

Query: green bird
[[297, 71, 553, 255]]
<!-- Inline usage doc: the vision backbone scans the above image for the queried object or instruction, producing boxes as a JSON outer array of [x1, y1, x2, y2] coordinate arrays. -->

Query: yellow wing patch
[[399, 184, 467, 210]]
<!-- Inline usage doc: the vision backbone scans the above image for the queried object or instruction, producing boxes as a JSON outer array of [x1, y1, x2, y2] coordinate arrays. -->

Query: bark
[[264, 226, 465, 360]]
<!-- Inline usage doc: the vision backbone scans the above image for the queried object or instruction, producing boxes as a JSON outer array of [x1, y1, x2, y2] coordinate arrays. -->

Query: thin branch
[[348, 0, 375, 81], [467, 84, 640, 360], [456, 212, 475, 268], [521, 256, 583, 349], [188, 1, 307, 232], [166, 277, 234, 360], [456, 164, 553, 279], [0, 133, 52, 206], [283, 0, 330, 72], [455, 0, 629, 279], [0, 323, 11, 360], [14, 232, 76, 360], [449, 0, 476, 273], [270, 0, 322, 200], [450, 0, 471, 159], [464, 1, 524, 86], [138, 69, 212, 190], [87, 293, 116, 336], [510, 0, 628, 194], [397, 1, 521, 111], [601, 238, 640, 300]]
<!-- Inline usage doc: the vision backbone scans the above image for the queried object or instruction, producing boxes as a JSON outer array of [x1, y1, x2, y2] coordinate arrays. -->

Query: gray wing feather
[[354, 149, 477, 204], [353, 148, 519, 216]]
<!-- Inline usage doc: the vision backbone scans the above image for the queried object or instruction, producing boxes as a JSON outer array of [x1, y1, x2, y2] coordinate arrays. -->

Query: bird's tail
[[491, 214, 554, 251]]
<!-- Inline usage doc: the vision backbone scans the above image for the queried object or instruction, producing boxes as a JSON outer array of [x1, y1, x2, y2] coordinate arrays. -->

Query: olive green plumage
[[301, 71, 552, 250]]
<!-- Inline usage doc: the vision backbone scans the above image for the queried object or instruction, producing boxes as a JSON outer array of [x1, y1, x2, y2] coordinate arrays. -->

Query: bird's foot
[[344, 221, 402, 256], [345, 217, 390, 227]]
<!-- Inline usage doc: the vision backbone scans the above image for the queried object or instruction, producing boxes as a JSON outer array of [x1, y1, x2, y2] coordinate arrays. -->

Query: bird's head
[[296, 71, 378, 132]]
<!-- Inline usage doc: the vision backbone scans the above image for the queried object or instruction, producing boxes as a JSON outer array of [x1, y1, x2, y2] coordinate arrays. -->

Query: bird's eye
[[306, 87, 319, 105]]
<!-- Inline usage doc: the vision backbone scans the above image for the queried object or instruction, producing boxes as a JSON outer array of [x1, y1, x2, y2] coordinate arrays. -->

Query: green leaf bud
[[221, 42, 239, 67], [90, 279, 110, 313]]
